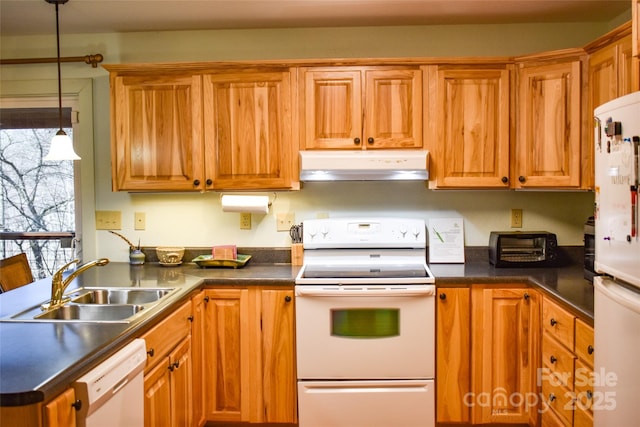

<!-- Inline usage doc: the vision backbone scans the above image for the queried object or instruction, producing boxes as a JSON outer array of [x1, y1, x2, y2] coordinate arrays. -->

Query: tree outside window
[[0, 107, 77, 279]]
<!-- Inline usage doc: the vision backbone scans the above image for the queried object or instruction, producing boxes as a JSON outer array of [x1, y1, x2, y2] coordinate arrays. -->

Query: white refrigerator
[[593, 91, 640, 426]]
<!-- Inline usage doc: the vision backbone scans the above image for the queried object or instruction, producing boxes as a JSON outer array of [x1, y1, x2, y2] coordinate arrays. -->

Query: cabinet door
[[44, 388, 77, 427], [191, 291, 206, 427], [301, 69, 363, 149], [110, 73, 204, 191], [436, 287, 470, 423], [618, 36, 634, 96], [170, 336, 193, 427], [517, 60, 582, 188], [144, 357, 172, 427], [426, 66, 510, 188], [203, 288, 250, 422], [364, 69, 422, 149], [203, 71, 297, 190], [471, 286, 540, 424], [259, 289, 297, 423]]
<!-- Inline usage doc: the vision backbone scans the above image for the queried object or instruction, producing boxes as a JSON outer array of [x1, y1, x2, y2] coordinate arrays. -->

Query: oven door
[[295, 284, 435, 379], [298, 379, 434, 427]]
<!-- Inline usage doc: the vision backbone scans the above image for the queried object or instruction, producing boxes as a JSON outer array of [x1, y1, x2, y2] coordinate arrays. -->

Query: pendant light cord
[[55, 1, 63, 133]]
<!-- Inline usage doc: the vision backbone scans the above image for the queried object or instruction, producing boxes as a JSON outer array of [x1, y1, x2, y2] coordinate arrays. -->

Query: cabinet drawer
[[542, 298, 575, 350], [141, 300, 192, 372], [575, 318, 594, 367], [574, 359, 594, 413], [542, 379, 574, 427], [542, 333, 576, 389], [541, 405, 571, 427]]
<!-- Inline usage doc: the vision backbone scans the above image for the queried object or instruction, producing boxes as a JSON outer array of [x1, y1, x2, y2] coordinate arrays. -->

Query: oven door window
[[331, 308, 399, 338]]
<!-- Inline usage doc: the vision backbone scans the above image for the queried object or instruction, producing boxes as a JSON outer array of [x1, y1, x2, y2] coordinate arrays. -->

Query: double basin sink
[[2, 287, 178, 323]]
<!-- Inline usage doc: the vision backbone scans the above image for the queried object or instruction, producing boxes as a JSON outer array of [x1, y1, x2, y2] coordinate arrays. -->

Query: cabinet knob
[[204, 296, 210, 303], [285, 295, 292, 302], [439, 293, 447, 300], [586, 390, 593, 400], [518, 176, 525, 183], [354, 137, 361, 145], [71, 400, 82, 411], [169, 363, 175, 372], [367, 137, 374, 144], [549, 393, 556, 402], [523, 292, 529, 301], [588, 345, 594, 355], [501, 176, 508, 184], [147, 348, 155, 357], [187, 315, 194, 322], [550, 318, 557, 327], [206, 179, 213, 186], [193, 179, 201, 186], [550, 355, 557, 364]]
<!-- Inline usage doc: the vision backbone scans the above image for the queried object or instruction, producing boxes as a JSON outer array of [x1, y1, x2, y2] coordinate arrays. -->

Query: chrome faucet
[[42, 258, 110, 310]]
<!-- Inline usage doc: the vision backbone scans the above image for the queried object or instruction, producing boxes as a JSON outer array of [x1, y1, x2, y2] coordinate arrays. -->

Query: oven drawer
[[298, 379, 435, 427], [295, 285, 435, 379]]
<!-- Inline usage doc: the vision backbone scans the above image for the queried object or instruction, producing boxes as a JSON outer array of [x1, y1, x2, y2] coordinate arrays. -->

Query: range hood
[[299, 150, 429, 181]]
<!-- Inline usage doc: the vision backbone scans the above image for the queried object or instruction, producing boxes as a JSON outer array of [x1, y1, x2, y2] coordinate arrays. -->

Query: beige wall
[[2, 17, 630, 261]]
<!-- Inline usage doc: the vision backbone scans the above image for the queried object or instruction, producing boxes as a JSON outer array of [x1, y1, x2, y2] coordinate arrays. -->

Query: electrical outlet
[[240, 213, 252, 230], [134, 212, 146, 230], [276, 212, 295, 231], [96, 211, 122, 230], [511, 209, 523, 228]]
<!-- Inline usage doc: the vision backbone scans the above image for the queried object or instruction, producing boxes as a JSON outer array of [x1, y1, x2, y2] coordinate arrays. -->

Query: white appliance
[[72, 338, 147, 427], [593, 91, 640, 426], [295, 217, 436, 427]]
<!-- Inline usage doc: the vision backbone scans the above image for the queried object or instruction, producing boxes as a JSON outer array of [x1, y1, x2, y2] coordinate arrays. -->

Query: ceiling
[[0, 0, 632, 37]]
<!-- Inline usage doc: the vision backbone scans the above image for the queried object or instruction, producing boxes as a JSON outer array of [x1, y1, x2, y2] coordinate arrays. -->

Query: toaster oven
[[489, 231, 558, 267]]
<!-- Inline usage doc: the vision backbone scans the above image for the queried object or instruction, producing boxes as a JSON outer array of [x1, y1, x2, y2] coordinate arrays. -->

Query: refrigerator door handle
[[595, 276, 640, 315]]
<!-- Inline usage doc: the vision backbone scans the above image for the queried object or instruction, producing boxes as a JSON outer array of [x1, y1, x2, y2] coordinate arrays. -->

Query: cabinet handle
[[439, 293, 446, 300], [354, 138, 361, 145], [367, 137, 374, 144], [549, 393, 556, 402], [285, 295, 292, 302], [518, 176, 525, 183], [523, 292, 529, 301], [550, 318, 557, 327], [501, 176, 508, 184], [193, 179, 200, 186], [147, 348, 155, 357], [550, 355, 557, 364], [71, 400, 82, 411], [588, 345, 594, 355], [206, 179, 213, 186], [187, 315, 194, 322]]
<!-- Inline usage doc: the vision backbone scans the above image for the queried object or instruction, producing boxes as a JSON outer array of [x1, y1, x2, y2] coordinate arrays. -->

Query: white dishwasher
[[72, 338, 147, 427]]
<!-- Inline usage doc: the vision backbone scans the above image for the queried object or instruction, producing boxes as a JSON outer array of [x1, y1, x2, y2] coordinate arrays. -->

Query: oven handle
[[295, 286, 436, 297]]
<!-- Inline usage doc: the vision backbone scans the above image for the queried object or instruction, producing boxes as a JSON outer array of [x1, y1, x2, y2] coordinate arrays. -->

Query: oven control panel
[[302, 217, 426, 249]]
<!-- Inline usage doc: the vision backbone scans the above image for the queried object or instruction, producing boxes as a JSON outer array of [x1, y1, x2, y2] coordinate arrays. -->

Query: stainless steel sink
[[69, 288, 175, 305], [34, 304, 145, 321], [1, 287, 178, 323]]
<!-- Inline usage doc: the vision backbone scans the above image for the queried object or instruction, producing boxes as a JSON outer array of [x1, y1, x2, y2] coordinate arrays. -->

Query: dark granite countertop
[[0, 248, 593, 408]]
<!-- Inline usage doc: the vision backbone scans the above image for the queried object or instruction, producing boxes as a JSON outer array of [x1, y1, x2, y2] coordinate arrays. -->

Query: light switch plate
[[134, 212, 146, 230], [96, 211, 122, 230], [276, 212, 295, 231]]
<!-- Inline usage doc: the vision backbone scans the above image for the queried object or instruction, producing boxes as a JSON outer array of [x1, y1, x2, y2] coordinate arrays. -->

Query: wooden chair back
[[0, 253, 34, 292]]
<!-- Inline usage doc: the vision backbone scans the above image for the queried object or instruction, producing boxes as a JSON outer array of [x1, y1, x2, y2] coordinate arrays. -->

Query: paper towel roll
[[221, 195, 270, 214]]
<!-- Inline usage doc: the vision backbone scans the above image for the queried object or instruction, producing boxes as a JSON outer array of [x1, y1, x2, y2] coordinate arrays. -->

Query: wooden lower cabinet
[[436, 284, 540, 426], [44, 388, 77, 427], [197, 287, 296, 424], [141, 300, 194, 427]]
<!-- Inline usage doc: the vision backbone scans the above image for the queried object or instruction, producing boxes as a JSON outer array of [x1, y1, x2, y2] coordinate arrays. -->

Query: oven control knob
[[412, 228, 421, 239], [399, 225, 408, 237], [308, 227, 317, 239], [321, 226, 329, 238]]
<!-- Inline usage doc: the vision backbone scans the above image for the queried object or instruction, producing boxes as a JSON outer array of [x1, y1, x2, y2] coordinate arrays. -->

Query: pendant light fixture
[[43, 0, 80, 161]]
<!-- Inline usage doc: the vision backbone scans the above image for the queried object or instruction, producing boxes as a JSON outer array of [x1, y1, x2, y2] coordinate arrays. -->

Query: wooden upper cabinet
[[634, 0, 640, 58], [203, 70, 298, 190], [425, 65, 511, 188], [109, 72, 204, 191], [588, 30, 633, 111], [516, 56, 584, 188], [300, 67, 422, 150]]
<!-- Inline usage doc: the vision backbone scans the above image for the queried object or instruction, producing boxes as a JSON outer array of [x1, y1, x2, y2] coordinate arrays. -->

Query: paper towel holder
[[220, 193, 276, 214]]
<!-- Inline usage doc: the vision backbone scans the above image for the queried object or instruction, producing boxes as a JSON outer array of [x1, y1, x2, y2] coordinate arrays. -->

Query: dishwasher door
[[72, 338, 147, 427]]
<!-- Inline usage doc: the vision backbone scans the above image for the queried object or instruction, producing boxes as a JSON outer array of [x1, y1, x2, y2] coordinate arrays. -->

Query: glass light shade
[[44, 130, 80, 161]]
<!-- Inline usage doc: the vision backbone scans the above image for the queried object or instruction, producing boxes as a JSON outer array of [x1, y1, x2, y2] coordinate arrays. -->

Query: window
[[0, 101, 79, 279]]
